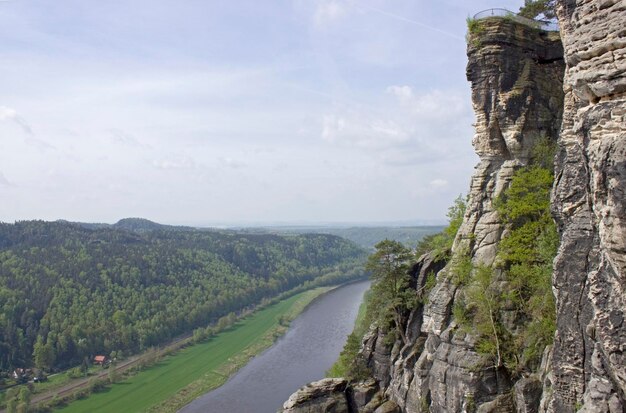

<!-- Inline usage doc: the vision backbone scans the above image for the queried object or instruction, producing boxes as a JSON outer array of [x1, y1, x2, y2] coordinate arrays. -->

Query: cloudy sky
[[0, 0, 523, 226]]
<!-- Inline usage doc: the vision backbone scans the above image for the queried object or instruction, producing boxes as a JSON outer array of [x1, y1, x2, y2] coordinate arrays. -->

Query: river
[[179, 280, 371, 413]]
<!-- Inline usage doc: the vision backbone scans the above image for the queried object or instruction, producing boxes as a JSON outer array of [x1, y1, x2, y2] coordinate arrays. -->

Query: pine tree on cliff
[[366, 239, 413, 344]]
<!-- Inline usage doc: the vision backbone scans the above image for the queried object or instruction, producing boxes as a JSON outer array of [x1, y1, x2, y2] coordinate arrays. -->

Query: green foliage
[[464, 266, 511, 368], [326, 332, 369, 380], [530, 136, 557, 169], [367, 240, 412, 295], [450, 251, 473, 286], [466, 17, 485, 47], [416, 195, 467, 260], [4, 387, 31, 413], [366, 240, 414, 343], [0, 221, 366, 375], [33, 336, 56, 371], [452, 301, 470, 327], [495, 166, 553, 227], [418, 271, 437, 304], [457, 139, 558, 374], [466, 17, 484, 35], [108, 361, 119, 384], [268, 226, 445, 250], [518, 0, 556, 20], [87, 377, 106, 394], [55, 290, 321, 413]]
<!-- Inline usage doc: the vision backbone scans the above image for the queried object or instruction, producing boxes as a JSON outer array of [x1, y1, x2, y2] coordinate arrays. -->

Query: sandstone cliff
[[545, 1, 626, 412], [282, 2, 626, 412], [355, 18, 564, 413]]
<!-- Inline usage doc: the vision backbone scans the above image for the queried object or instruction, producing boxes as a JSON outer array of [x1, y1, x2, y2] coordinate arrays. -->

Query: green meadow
[[57, 287, 330, 413]]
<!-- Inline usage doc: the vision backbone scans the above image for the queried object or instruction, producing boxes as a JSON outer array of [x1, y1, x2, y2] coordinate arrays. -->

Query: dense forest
[[0, 220, 366, 375], [241, 226, 445, 250]]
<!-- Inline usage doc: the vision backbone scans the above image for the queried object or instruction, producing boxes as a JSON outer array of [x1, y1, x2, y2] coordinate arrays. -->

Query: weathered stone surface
[[373, 400, 401, 413], [514, 376, 543, 413], [348, 379, 379, 412], [477, 393, 515, 413], [282, 378, 350, 413], [545, 1, 626, 412], [341, 18, 564, 413], [277, 6, 624, 412], [359, 18, 564, 413], [461, 19, 564, 265]]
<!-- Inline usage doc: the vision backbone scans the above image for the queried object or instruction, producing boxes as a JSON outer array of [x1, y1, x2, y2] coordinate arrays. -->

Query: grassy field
[[56, 287, 331, 413]]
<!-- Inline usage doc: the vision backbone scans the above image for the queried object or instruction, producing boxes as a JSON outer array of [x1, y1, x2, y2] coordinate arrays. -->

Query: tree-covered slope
[[247, 226, 445, 250], [0, 220, 366, 374]]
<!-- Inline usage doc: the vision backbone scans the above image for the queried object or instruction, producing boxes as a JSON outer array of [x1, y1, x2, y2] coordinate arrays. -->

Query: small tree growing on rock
[[519, 0, 556, 20], [366, 239, 414, 344]]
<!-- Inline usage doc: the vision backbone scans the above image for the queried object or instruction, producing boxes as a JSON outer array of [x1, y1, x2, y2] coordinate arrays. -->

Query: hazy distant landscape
[[249, 226, 445, 249], [0, 218, 439, 412], [2, 0, 623, 411]]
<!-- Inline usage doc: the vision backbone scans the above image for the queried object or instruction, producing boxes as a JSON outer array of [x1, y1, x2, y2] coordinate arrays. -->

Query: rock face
[[282, 378, 387, 413], [462, 19, 564, 267], [545, 1, 626, 412], [282, 3, 626, 411], [353, 19, 565, 413], [282, 378, 351, 413]]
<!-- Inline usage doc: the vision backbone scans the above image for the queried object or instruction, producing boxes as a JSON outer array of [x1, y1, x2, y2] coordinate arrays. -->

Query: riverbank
[[326, 288, 372, 378], [54, 286, 336, 413], [180, 280, 371, 413]]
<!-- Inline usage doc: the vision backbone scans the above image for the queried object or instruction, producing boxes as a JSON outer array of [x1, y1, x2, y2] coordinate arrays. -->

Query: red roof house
[[93, 355, 107, 365]]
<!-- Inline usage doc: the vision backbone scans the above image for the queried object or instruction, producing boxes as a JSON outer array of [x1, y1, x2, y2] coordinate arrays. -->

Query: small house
[[93, 355, 107, 365]]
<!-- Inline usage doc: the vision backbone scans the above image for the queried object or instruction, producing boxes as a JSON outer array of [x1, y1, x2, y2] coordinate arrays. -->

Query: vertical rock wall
[[282, 6, 621, 411], [360, 19, 564, 413], [282, 17, 566, 413], [546, 1, 626, 412]]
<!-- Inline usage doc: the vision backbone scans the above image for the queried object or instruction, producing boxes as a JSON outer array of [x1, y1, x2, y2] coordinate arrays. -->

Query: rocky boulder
[[282, 378, 350, 413]]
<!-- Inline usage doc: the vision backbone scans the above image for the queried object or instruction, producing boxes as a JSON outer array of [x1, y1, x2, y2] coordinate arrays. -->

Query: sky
[[0, 0, 524, 226]]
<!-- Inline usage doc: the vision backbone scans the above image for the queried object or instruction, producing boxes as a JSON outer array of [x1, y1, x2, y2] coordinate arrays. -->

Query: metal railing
[[473, 8, 559, 32]]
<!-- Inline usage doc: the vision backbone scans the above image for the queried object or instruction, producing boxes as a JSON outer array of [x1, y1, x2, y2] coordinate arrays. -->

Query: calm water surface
[[179, 280, 371, 413]]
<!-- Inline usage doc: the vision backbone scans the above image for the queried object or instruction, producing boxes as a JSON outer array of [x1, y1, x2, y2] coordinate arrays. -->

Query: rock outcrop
[[282, 2, 626, 412], [545, 1, 626, 412], [282, 378, 351, 413], [282, 378, 393, 413], [354, 18, 565, 413]]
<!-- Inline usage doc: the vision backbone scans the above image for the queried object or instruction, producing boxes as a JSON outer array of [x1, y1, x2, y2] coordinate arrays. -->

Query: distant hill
[[240, 226, 445, 250], [113, 217, 166, 232], [55, 219, 444, 250], [111, 217, 197, 233], [0, 220, 366, 374], [59, 218, 198, 233]]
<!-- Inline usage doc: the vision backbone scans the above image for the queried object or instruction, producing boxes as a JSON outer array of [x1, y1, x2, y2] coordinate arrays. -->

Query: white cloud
[[0, 0, 489, 223], [107, 128, 147, 148], [386, 85, 413, 101], [321, 112, 409, 149], [387, 86, 466, 121], [152, 156, 196, 170], [0, 106, 33, 135], [429, 178, 448, 188], [320, 87, 473, 167], [0, 172, 13, 187], [314, 0, 348, 26], [218, 157, 246, 169]]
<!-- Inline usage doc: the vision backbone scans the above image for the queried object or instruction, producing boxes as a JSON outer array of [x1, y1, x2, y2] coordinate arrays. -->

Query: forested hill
[[0, 220, 366, 374], [62, 217, 193, 232], [265, 226, 445, 250]]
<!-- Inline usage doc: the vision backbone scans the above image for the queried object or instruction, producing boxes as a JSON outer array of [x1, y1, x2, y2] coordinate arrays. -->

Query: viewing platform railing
[[473, 8, 559, 32]]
